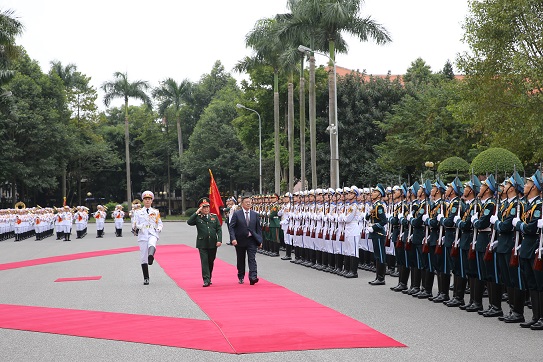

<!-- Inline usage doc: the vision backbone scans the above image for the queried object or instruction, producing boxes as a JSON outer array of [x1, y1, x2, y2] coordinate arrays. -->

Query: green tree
[[101, 72, 151, 205], [456, 0, 543, 163], [152, 78, 192, 212], [181, 85, 254, 201], [0, 9, 24, 86], [470, 147, 524, 177]]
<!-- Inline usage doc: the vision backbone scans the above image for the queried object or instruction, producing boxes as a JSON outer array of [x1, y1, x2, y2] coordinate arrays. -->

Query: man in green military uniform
[[187, 197, 222, 287]]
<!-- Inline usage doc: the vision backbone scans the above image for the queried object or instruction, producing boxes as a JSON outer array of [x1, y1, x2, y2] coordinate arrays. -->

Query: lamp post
[[298, 45, 339, 189], [236, 103, 262, 194]]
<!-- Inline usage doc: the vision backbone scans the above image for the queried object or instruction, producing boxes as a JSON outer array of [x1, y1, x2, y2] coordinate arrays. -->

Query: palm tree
[[236, 17, 283, 195], [0, 9, 24, 86], [152, 78, 192, 213], [284, 0, 391, 187], [102, 72, 151, 205]]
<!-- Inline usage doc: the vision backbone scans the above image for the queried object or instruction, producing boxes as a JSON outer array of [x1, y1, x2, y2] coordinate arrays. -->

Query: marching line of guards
[[226, 170, 543, 331], [0, 204, 130, 241]]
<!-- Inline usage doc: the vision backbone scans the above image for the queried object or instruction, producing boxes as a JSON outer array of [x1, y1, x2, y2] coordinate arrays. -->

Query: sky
[[4, 0, 471, 109]]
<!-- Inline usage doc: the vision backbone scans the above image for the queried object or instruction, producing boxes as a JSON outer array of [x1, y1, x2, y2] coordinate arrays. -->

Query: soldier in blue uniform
[[403, 182, 424, 296], [366, 183, 388, 285], [426, 179, 446, 302], [436, 177, 462, 304], [468, 175, 497, 313], [390, 183, 410, 291], [414, 180, 433, 299], [514, 170, 543, 329]]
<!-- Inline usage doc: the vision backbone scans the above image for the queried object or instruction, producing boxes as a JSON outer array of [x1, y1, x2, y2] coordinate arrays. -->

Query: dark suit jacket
[[229, 208, 263, 247]]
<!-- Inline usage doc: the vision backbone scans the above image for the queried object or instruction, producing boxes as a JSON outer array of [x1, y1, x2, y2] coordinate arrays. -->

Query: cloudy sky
[[5, 0, 471, 108]]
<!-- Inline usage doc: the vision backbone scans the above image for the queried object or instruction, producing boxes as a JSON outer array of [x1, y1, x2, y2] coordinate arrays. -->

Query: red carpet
[[54, 276, 102, 282], [0, 244, 405, 353]]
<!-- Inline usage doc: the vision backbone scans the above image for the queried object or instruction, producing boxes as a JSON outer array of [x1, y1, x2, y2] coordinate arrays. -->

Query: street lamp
[[237, 103, 262, 194], [298, 45, 339, 188], [425, 161, 436, 179]]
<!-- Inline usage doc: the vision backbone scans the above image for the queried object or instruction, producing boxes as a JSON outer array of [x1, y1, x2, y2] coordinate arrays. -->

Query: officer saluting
[[187, 197, 222, 287]]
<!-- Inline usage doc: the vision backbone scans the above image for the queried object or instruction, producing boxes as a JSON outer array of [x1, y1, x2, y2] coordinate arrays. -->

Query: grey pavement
[[0, 222, 541, 362]]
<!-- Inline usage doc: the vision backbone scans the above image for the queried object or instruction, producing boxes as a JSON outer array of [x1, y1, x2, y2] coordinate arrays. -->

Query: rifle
[[509, 197, 522, 267], [385, 190, 393, 247], [484, 169, 500, 261], [533, 201, 543, 271], [422, 196, 430, 254], [339, 201, 346, 242], [468, 198, 479, 260], [405, 197, 414, 251], [435, 199, 445, 255], [396, 198, 405, 249], [450, 199, 462, 257]]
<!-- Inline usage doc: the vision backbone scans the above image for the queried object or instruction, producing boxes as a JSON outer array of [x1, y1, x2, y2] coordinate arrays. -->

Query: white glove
[[422, 214, 429, 222], [538, 219, 543, 229], [512, 217, 521, 227], [453, 215, 460, 223], [407, 214, 413, 221], [490, 215, 498, 225], [471, 214, 478, 223], [437, 213, 444, 222], [366, 226, 374, 233]]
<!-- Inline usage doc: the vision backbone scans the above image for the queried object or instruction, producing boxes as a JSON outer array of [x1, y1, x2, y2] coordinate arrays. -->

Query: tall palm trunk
[[299, 58, 306, 191], [328, 40, 339, 189], [309, 54, 317, 189], [124, 100, 132, 205], [288, 74, 294, 193], [176, 117, 186, 213], [274, 70, 280, 195]]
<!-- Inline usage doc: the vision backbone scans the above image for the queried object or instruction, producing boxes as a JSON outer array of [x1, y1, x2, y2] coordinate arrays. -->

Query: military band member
[[134, 191, 163, 285], [112, 204, 125, 237], [60, 205, 73, 241], [93, 205, 107, 238]]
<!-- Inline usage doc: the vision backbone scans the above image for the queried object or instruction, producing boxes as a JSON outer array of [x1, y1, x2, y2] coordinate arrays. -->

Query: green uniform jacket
[[187, 212, 222, 248]]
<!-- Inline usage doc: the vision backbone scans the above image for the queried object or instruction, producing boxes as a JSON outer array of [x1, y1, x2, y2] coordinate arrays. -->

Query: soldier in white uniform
[[93, 205, 107, 238], [342, 186, 360, 278], [278, 192, 292, 260], [112, 204, 125, 237], [61, 205, 73, 241], [134, 191, 163, 285]]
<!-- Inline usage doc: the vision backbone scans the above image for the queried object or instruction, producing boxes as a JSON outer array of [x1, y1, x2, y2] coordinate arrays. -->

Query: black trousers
[[235, 240, 258, 280]]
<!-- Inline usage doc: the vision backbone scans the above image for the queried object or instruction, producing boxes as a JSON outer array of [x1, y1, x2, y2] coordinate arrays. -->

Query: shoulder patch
[[510, 208, 516, 215], [451, 207, 457, 214], [483, 209, 491, 216], [535, 210, 541, 218], [419, 208, 425, 215]]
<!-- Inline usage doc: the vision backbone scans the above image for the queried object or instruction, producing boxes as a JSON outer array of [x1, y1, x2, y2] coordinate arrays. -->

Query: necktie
[[146, 208, 149, 214], [245, 211, 249, 225]]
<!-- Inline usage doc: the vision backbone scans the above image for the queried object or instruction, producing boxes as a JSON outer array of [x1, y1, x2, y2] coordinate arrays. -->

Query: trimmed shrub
[[470, 148, 524, 176]]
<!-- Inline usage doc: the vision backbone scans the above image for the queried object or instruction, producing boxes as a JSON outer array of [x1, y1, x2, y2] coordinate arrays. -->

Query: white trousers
[[139, 236, 157, 264]]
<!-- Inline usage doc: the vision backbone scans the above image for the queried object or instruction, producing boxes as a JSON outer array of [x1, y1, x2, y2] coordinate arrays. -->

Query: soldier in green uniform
[[187, 197, 222, 287], [268, 193, 281, 257]]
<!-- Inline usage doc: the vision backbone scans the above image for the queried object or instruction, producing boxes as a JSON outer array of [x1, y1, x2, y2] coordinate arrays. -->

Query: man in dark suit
[[229, 196, 263, 285]]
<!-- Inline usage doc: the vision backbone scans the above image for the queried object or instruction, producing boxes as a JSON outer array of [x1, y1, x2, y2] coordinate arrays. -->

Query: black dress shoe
[[369, 279, 385, 286], [478, 306, 492, 315], [281, 256, 292, 260], [503, 312, 525, 323], [530, 319, 543, 330], [434, 294, 450, 303], [465, 303, 483, 312], [391, 283, 401, 291], [520, 319, 538, 328], [417, 291, 433, 299], [238, 278, 244, 284], [203, 281, 211, 287], [459, 301, 472, 310], [249, 278, 259, 285], [394, 284, 408, 292], [483, 307, 503, 317], [445, 298, 464, 307], [143, 278, 149, 285]]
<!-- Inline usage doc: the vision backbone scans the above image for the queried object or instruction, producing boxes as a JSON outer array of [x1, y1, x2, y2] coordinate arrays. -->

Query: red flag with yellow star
[[208, 169, 224, 225]]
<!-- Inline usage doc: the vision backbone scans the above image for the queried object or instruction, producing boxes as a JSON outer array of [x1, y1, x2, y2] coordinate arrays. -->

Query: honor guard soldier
[[390, 184, 410, 291], [134, 191, 163, 285], [405, 181, 427, 297], [428, 179, 447, 302], [342, 186, 360, 278], [268, 193, 281, 257], [366, 183, 388, 285], [513, 170, 543, 329], [187, 197, 222, 287], [492, 171, 526, 323], [278, 193, 293, 260], [442, 177, 465, 307]]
